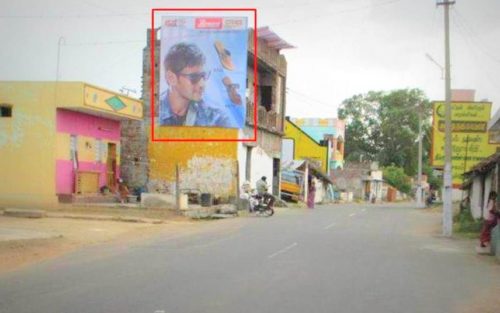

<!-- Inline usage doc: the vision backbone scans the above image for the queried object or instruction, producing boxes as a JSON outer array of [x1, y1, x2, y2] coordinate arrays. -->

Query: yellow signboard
[[431, 102, 498, 186], [84, 85, 143, 120]]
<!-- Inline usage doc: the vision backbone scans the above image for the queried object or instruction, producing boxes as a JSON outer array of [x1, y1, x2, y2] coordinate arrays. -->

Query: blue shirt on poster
[[159, 92, 234, 128]]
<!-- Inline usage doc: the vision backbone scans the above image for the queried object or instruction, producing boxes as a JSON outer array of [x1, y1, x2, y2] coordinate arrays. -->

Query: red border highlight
[[150, 8, 258, 142]]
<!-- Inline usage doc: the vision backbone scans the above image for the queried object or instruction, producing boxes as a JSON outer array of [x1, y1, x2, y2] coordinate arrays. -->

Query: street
[[1, 203, 499, 313]]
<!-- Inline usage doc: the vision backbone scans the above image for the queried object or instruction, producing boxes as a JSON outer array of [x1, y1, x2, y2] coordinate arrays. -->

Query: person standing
[[479, 191, 500, 248], [307, 179, 316, 209]]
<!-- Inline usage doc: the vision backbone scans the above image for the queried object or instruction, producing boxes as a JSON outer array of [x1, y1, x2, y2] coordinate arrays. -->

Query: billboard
[[431, 101, 498, 186], [159, 16, 248, 129]]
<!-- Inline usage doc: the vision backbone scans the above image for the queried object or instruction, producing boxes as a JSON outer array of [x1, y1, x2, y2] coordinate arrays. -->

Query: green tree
[[338, 91, 382, 162], [338, 89, 432, 177], [377, 89, 431, 176], [383, 165, 412, 194]]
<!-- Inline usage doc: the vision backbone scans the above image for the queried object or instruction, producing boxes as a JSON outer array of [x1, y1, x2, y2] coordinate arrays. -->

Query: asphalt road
[[1, 203, 499, 313]]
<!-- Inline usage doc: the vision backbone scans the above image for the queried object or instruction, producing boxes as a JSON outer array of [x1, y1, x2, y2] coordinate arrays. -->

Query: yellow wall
[[284, 120, 328, 173], [432, 102, 500, 186], [0, 82, 58, 206], [83, 84, 143, 120], [0, 81, 135, 207], [149, 126, 238, 196]]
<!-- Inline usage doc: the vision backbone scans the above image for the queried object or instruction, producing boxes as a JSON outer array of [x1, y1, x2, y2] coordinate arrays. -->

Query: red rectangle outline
[[151, 8, 258, 142]]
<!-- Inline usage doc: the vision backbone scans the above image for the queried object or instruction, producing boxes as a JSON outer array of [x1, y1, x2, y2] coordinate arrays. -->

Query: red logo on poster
[[165, 19, 178, 27], [195, 18, 223, 29]]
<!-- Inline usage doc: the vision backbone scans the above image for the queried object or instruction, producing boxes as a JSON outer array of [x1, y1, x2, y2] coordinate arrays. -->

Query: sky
[[1, 0, 499, 119]]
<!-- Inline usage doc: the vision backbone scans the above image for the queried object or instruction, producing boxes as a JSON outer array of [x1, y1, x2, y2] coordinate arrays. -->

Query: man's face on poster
[[166, 64, 208, 102]]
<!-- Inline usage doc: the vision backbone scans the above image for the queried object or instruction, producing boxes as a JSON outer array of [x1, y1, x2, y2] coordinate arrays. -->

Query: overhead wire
[[450, 9, 499, 93], [286, 87, 337, 110], [269, 0, 403, 27], [452, 7, 500, 64]]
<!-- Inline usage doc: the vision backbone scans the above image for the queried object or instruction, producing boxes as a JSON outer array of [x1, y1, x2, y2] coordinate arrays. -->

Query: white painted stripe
[[349, 213, 356, 217], [268, 242, 298, 259], [324, 222, 336, 229]]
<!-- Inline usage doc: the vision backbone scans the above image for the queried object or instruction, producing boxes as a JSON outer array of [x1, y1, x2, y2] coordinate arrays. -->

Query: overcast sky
[[1, 0, 499, 118]]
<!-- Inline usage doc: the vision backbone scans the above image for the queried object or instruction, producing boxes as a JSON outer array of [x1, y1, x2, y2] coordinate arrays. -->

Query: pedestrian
[[114, 178, 129, 204], [307, 178, 316, 209], [479, 191, 500, 248]]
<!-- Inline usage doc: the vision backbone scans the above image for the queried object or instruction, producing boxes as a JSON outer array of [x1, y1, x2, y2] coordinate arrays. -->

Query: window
[[1, 105, 12, 117], [260, 86, 272, 111]]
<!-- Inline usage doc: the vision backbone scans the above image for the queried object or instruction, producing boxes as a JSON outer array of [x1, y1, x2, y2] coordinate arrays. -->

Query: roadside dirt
[[456, 284, 500, 313], [0, 215, 192, 274]]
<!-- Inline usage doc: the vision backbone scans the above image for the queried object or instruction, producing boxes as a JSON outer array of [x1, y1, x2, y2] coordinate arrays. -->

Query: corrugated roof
[[281, 159, 333, 185], [257, 26, 296, 50]]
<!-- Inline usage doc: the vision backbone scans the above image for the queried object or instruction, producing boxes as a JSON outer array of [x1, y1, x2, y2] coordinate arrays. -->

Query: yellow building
[[0, 82, 142, 207], [148, 127, 240, 197], [283, 119, 329, 173], [120, 28, 290, 199]]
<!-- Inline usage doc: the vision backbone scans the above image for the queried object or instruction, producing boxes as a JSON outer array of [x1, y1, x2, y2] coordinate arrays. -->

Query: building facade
[[120, 27, 291, 200], [290, 118, 345, 170], [282, 118, 329, 173], [0, 82, 143, 206]]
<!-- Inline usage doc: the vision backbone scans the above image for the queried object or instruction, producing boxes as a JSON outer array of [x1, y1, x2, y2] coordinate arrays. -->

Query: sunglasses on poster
[[177, 71, 211, 84]]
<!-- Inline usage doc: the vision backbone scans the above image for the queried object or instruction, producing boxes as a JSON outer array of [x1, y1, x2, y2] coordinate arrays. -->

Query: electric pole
[[416, 105, 424, 208], [437, 0, 455, 237], [56, 36, 66, 81]]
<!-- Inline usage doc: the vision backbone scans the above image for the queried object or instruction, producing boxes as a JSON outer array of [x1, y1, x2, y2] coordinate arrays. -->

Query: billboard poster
[[431, 101, 499, 186], [159, 16, 248, 129]]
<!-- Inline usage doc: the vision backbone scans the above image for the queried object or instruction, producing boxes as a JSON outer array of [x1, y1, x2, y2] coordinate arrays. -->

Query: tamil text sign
[[431, 101, 497, 186]]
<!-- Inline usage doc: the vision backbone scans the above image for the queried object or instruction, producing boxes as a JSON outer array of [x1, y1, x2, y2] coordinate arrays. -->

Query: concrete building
[[121, 27, 293, 202], [282, 118, 329, 173], [290, 117, 345, 170], [0, 82, 143, 207]]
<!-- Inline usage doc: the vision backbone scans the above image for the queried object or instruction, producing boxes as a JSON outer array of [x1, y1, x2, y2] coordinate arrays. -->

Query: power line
[[0, 12, 147, 19], [451, 8, 500, 64], [64, 40, 144, 46], [451, 10, 499, 92], [286, 87, 336, 109], [269, 0, 403, 27]]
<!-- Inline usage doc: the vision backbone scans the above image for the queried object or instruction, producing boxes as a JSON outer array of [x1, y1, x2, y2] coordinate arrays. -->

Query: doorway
[[107, 143, 117, 188]]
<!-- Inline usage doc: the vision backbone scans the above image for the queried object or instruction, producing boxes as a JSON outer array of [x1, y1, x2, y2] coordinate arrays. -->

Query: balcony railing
[[246, 101, 283, 134]]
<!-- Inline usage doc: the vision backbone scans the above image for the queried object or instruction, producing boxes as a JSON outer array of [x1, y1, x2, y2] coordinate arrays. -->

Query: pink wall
[[56, 109, 120, 141], [56, 109, 121, 194]]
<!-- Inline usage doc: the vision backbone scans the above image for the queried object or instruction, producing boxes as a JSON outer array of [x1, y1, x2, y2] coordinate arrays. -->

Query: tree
[[338, 89, 432, 177], [377, 89, 431, 176], [383, 165, 412, 194], [338, 91, 382, 162]]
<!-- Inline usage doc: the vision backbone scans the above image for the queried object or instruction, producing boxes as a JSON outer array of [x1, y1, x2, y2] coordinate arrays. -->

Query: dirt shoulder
[[0, 212, 193, 274]]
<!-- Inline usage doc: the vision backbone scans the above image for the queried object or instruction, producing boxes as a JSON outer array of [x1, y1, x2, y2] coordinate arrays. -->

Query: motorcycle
[[249, 193, 275, 217]]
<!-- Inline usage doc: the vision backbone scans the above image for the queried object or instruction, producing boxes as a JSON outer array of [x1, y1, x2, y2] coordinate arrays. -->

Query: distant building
[[282, 118, 329, 173], [0, 82, 143, 207], [290, 118, 345, 170]]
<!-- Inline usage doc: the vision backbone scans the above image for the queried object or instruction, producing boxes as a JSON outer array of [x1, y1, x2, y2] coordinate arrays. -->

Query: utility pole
[[461, 135, 470, 200], [56, 36, 65, 81], [416, 105, 424, 208], [437, 0, 455, 237]]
